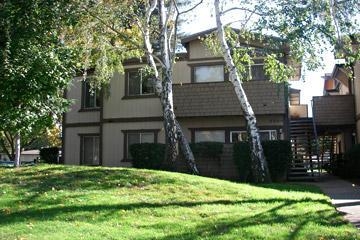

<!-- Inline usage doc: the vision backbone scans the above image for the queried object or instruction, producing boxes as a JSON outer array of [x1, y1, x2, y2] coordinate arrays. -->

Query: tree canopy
[[0, 0, 77, 164]]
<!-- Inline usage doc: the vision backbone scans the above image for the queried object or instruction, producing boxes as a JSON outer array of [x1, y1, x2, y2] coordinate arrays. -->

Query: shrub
[[130, 143, 166, 170], [262, 140, 292, 182], [233, 140, 292, 182], [340, 144, 360, 178], [40, 147, 59, 164], [189, 142, 223, 158], [233, 142, 252, 182]]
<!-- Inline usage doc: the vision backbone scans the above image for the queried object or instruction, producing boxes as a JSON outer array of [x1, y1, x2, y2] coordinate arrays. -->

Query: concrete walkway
[[310, 174, 360, 228]]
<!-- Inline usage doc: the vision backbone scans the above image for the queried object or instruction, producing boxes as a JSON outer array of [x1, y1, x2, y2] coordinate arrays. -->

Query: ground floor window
[[194, 130, 225, 143], [81, 135, 100, 165], [230, 130, 277, 143], [123, 130, 158, 160]]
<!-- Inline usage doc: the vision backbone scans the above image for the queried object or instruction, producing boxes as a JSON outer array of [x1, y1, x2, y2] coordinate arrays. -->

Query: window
[[194, 130, 225, 143], [82, 81, 100, 109], [193, 65, 225, 83], [81, 135, 100, 166], [230, 130, 277, 143], [250, 63, 268, 81], [124, 131, 156, 160], [126, 69, 154, 96]]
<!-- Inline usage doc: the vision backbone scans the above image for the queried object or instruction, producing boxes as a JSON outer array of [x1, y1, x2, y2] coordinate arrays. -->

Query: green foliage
[[337, 144, 360, 178], [130, 143, 166, 170], [39, 147, 59, 164], [189, 142, 223, 158], [264, 54, 294, 83], [0, 0, 77, 137], [64, 0, 144, 90], [0, 165, 359, 239], [262, 140, 292, 182], [233, 140, 292, 182], [233, 142, 252, 182]]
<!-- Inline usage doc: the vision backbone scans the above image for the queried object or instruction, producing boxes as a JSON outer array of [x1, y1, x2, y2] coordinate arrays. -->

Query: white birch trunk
[[214, 0, 271, 182], [139, 0, 198, 173], [14, 132, 21, 168]]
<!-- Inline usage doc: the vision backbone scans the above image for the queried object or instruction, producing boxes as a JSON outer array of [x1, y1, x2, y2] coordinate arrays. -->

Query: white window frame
[[230, 130, 277, 143]]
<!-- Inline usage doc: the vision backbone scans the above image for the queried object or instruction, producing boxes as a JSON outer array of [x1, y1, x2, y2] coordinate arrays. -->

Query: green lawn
[[0, 165, 358, 240]]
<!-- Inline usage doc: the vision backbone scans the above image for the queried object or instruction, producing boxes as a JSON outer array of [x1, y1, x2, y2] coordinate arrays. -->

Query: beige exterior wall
[[188, 39, 221, 59], [103, 72, 162, 119], [64, 126, 100, 165], [173, 61, 191, 84], [102, 121, 165, 167], [66, 77, 100, 124]]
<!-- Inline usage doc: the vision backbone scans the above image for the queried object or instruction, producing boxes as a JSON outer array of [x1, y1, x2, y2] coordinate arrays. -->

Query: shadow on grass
[[0, 198, 350, 240], [0, 165, 175, 195]]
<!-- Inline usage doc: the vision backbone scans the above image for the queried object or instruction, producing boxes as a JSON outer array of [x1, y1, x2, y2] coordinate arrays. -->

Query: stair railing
[[311, 100, 321, 176]]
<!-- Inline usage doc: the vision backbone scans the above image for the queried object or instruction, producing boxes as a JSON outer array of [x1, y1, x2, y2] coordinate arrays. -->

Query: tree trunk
[[14, 132, 21, 167], [175, 120, 199, 174], [140, 0, 198, 174], [161, 70, 178, 163], [214, 0, 271, 183]]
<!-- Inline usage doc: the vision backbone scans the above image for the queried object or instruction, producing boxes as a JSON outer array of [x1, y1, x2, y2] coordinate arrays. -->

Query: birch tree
[[67, 0, 199, 173], [207, 0, 359, 182], [213, 0, 270, 182], [137, 0, 200, 173]]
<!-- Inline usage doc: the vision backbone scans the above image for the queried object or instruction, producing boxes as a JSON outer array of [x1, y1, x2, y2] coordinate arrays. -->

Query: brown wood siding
[[313, 95, 355, 126], [173, 81, 286, 117]]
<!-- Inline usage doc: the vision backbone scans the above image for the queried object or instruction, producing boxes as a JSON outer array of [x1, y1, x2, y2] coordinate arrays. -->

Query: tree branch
[[178, 0, 204, 16]]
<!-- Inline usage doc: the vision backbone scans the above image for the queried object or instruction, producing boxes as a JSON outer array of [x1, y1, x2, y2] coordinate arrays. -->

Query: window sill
[[78, 108, 101, 112], [121, 94, 158, 100]]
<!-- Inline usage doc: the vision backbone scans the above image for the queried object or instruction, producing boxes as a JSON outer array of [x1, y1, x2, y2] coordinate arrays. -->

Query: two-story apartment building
[[62, 30, 294, 168], [312, 61, 358, 155]]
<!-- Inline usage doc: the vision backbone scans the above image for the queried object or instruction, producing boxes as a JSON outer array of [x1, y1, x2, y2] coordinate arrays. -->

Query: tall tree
[[67, 0, 200, 173], [0, 0, 77, 167], [207, 0, 359, 182]]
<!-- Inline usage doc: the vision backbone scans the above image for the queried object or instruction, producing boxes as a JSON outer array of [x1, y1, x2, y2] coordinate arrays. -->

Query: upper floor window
[[230, 130, 277, 143], [250, 63, 269, 81], [193, 64, 225, 83], [126, 69, 154, 96], [82, 81, 100, 109]]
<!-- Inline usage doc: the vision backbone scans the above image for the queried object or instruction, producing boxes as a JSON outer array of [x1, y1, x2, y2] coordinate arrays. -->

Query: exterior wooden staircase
[[288, 118, 321, 181]]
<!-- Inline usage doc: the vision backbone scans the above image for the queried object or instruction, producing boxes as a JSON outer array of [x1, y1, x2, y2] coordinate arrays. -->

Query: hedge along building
[[62, 29, 300, 179]]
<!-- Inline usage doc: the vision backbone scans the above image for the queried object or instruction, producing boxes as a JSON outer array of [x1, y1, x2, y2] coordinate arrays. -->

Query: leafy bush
[[233, 142, 252, 182], [130, 143, 166, 170], [189, 142, 223, 158], [338, 144, 360, 178], [40, 147, 59, 164], [233, 140, 292, 182], [262, 140, 292, 182]]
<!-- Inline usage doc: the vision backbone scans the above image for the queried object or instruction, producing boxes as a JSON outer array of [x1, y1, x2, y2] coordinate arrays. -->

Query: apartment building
[[62, 30, 296, 167]]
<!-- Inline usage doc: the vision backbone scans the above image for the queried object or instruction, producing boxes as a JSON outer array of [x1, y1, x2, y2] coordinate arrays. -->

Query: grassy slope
[[0, 165, 358, 240]]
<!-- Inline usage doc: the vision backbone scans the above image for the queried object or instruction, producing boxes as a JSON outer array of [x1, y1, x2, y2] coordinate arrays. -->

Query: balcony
[[313, 95, 355, 126], [173, 81, 286, 117], [289, 104, 308, 119]]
